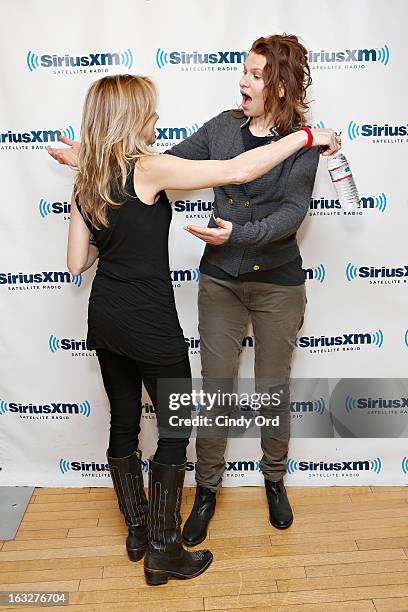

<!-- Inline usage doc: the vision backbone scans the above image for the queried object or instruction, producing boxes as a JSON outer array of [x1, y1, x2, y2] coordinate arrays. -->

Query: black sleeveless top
[[77, 166, 188, 364]]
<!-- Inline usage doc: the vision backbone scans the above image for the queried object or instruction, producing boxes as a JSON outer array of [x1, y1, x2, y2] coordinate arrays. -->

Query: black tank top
[[77, 165, 188, 364]]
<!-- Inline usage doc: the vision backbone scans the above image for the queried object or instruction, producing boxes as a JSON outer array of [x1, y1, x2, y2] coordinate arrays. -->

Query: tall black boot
[[107, 450, 148, 561], [144, 459, 213, 585], [182, 485, 217, 547]]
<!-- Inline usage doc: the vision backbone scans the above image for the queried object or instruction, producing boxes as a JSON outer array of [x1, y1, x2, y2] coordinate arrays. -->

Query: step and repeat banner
[[1, 0, 407, 487]]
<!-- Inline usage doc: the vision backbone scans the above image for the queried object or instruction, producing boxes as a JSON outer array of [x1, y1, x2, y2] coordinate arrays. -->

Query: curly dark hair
[[250, 34, 312, 136]]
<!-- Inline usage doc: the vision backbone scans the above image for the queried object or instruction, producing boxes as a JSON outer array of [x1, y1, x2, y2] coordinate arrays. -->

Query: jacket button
[[228, 197, 234, 204], [244, 200, 250, 208], [253, 264, 260, 271]]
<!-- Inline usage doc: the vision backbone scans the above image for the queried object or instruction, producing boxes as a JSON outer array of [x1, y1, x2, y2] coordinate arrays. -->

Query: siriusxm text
[[355, 266, 408, 278], [8, 403, 83, 414], [310, 196, 379, 210], [298, 460, 372, 471], [309, 49, 382, 63], [39, 53, 123, 68], [297, 333, 373, 348], [1, 130, 67, 144], [0, 272, 73, 284], [355, 397, 408, 409], [167, 51, 246, 65], [174, 200, 213, 213]]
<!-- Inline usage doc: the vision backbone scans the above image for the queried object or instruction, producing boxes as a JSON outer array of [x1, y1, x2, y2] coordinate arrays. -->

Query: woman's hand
[[185, 217, 232, 245], [311, 128, 341, 156], [46, 135, 80, 168]]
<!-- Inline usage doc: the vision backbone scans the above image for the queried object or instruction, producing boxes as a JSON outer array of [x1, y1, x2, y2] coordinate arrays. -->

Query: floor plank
[[1, 485, 406, 612]]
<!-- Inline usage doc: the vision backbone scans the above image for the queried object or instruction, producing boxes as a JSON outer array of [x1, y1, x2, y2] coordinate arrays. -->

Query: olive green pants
[[195, 273, 306, 490]]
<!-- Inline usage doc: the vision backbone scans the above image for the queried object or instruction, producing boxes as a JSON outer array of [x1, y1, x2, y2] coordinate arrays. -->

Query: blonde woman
[[57, 74, 339, 585]]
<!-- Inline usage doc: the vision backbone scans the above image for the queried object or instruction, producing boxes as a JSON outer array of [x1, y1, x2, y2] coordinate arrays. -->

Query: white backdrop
[[1, 0, 407, 487]]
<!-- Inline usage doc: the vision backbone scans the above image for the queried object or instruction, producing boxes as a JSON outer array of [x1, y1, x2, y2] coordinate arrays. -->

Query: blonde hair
[[74, 74, 157, 228]]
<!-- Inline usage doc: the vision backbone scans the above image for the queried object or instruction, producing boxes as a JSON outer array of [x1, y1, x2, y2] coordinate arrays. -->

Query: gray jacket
[[167, 109, 319, 276]]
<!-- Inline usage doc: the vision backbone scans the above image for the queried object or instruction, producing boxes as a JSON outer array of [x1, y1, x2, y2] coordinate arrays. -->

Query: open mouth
[[241, 92, 252, 108]]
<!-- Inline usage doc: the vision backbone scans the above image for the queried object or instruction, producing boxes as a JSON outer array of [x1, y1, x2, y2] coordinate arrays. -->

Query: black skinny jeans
[[96, 349, 192, 465]]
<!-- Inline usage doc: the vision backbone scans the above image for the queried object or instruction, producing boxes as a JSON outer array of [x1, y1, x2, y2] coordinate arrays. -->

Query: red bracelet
[[300, 126, 313, 148]]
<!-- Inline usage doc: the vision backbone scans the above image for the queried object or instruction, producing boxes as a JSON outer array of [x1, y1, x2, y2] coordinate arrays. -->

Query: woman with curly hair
[[175, 34, 328, 545]]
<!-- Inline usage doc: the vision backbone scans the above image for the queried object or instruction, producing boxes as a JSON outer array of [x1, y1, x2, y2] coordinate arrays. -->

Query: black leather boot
[[107, 450, 148, 561], [144, 459, 213, 585], [265, 477, 293, 529], [182, 485, 217, 547]]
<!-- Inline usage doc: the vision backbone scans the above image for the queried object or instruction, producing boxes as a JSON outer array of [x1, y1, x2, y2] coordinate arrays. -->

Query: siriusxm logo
[[346, 263, 408, 283], [308, 44, 390, 65], [39, 198, 71, 219], [310, 192, 387, 214], [0, 399, 90, 418], [348, 121, 408, 141], [171, 268, 200, 283], [173, 199, 213, 216], [59, 458, 110, 477], [27, 49, 133, 71], [303, 264, 326, 283], [345, 395, 408, 413], [155, 124, 200, 149], [1, 125, 75, 144], [49, 334, 93, 355], [287, 457, 382, 474], [226, 459, 261, 472], [296, 329, 384, 351], [156, 123, 199, 141], [291, 398, 325, 415], [1, 271, 82, 290], [156, 48, 247, 70]]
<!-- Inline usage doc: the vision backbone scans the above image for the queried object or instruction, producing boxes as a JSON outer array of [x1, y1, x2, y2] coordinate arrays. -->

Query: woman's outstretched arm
[[134, 129, 339, 203]]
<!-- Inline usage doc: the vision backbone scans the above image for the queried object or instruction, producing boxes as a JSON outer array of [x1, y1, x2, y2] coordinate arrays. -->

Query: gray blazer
[[167, 109, 319, 277]]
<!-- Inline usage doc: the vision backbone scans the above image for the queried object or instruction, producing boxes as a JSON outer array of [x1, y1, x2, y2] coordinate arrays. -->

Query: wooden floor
[[1, 486, 408, 611]]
